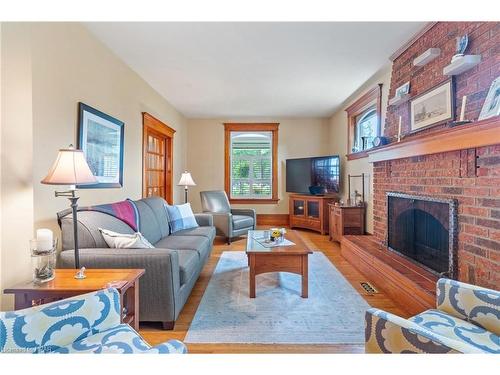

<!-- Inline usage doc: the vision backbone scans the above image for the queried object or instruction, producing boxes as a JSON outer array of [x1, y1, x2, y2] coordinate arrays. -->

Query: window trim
[[224, 123, 279, 204], [345, 84, 383, 161]]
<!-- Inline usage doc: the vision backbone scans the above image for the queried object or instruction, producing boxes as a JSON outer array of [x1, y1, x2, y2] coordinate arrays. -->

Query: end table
[[4, 269, 144, 331]]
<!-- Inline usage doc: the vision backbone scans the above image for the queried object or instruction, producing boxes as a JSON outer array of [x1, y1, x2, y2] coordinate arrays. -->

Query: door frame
[[142, 112, 175, 203]]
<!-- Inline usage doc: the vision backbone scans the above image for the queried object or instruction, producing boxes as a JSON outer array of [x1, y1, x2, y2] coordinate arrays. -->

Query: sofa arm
[[365, 308, 478, 353], [145, 339, 188, 354], [436, 278, 500, 335], [58, 247, 181, 322], [231, 208, 256, 220], [0, 288, 121, 353], [194, 213, 214, 227]]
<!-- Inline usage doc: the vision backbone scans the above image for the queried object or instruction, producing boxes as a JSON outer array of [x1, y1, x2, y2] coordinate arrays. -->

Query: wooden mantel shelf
[[367, 116, 500, 163]]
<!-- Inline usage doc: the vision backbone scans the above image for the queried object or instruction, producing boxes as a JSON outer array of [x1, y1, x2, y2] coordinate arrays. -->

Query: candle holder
[[30, 238, 57, 284]]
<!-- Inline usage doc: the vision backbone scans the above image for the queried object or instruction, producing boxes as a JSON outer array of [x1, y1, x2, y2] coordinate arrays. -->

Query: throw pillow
[[165, 203, 199, 233], [99, 228, 155, 249]]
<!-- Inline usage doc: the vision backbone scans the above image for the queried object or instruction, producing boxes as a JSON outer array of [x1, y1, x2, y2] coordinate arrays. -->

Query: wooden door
[[142, 113, 175, 203]]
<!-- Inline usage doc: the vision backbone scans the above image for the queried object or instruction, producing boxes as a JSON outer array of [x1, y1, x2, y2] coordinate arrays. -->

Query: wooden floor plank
[[139, 229, 411, 353]]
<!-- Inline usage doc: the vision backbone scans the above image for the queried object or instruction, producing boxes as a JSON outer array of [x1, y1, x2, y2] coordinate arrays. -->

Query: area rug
[[184, 251, 370, 344]]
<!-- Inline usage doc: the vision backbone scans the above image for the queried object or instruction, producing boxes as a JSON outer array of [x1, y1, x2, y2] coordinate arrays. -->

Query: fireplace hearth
[[387, 192, 458, 278]]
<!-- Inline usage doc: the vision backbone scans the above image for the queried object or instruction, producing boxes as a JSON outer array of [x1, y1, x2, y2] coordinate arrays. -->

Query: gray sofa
[[57, 196, 215, 330]]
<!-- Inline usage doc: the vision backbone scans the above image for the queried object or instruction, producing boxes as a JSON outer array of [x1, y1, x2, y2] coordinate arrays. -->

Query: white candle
[[398, 116, 402, 141], [460, 95, 467, 121], [36, 228, 53, 251]]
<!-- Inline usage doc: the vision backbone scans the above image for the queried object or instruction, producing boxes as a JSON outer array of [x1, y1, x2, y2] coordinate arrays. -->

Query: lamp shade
[[41, 146, 97, 186], [178, 171, 196, 187]]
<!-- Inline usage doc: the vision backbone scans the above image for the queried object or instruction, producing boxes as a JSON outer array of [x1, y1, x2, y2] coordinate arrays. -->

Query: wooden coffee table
[[4, 269, 144, 331], [246, 230, 313, 298]]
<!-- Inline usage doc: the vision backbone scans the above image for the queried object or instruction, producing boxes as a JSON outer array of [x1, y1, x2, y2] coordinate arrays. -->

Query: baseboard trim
[[256, 214, 289, 227]]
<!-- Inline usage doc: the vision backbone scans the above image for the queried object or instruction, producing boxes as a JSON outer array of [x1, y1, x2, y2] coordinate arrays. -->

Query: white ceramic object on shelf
[[443, 55, 481, 76], [413, 48, 441, 66]]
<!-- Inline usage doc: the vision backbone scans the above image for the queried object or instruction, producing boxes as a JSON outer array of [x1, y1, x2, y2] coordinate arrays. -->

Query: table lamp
[[178, 171, 196, 203], [41, 145, 97, 277]]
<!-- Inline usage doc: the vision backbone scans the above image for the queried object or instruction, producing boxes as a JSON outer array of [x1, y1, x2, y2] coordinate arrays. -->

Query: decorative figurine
[[75, 266, 87, 280], [452, 34, 469, 63]]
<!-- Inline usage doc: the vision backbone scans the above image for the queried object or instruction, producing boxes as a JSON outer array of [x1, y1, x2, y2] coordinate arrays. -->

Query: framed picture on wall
[[479, 76, 500, 120], [410, 79, 454, 132], [77, 102, 124, 188]]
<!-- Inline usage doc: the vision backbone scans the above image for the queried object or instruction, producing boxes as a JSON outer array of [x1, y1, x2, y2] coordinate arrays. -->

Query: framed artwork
[[77, 102, 124, 188], [395, 81, 410, 98], [410, 79, 454, 132], [479, 76, 500, 120]]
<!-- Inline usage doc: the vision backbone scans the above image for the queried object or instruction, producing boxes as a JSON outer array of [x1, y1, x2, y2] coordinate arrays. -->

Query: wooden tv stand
[[289, 194, 338, 235]]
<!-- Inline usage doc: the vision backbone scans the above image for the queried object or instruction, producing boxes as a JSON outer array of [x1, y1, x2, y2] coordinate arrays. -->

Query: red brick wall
[[373, 22, 499, 289]]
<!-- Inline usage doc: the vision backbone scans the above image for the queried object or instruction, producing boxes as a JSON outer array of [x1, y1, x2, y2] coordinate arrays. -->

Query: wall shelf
[[413, 48, 441, 66], [388, 94, 411, 107], [443, 55, 481, 76], [367, 116, 500, 163]]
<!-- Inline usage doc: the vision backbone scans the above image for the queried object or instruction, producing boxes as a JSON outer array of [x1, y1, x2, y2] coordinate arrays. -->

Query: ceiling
[[85, 22, 426, 118]]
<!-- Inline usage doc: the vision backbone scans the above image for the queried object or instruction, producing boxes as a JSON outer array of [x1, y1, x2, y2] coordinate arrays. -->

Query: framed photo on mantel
[[77, 102, 125, 188], [410, 79, 454, 133]]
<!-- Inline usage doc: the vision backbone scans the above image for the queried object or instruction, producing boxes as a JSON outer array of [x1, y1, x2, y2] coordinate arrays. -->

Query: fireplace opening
[[387, 192, 457, 278]]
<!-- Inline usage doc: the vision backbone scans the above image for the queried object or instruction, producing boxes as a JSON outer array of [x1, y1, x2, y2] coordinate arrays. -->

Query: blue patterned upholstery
[[411, 310, 499, 353], [365, 278, 500, 354], [0, 288, 186, 354]]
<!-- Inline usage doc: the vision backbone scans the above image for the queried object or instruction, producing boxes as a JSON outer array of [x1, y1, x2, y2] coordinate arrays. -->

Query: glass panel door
[[293, 199, 305, 217], [307, 201, 320, 219]]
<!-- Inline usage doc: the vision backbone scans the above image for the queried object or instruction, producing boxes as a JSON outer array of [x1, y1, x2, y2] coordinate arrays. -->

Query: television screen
[[286, 155, 340, 194]]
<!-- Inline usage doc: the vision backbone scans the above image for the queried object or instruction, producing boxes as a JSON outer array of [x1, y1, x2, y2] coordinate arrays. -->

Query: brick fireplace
[[371, 22, 499, 290]]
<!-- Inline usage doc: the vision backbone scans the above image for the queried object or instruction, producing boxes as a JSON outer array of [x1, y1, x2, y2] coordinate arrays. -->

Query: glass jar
[[30, 239, 57, 284]]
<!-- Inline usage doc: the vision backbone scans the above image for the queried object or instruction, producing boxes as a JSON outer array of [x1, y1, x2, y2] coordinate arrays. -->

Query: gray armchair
[[200, 190, 256, 244]]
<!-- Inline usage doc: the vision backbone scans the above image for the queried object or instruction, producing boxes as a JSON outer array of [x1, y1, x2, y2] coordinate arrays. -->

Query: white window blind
[[230, 131, 273, 199]]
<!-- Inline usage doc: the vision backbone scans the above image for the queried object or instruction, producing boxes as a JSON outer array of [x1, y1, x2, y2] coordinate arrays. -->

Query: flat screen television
[[286, 155, 340, 194]]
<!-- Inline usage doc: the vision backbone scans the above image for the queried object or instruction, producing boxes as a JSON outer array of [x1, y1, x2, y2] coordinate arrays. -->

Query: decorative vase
[[30, 238, 57, 284]]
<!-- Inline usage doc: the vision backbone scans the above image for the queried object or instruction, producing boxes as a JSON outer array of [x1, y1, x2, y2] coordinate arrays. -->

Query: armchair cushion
[[232, 215, 254, 230], [200, 190, 231, 213], [410, 309, 499, 353]]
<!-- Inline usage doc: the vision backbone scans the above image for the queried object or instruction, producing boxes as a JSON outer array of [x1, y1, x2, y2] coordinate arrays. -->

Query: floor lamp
[[41, 145, 97, 278], [178, 171, 196, 203]]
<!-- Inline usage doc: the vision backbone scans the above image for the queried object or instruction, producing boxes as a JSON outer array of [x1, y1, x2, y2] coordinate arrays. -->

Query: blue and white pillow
[[165, 203, 199, 233]]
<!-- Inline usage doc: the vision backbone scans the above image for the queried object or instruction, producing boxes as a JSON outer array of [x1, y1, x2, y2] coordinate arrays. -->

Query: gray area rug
[[185, 251, 370, 344]]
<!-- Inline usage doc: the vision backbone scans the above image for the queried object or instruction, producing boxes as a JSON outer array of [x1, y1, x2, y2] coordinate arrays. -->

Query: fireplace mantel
[[367, 116, 500, 163]]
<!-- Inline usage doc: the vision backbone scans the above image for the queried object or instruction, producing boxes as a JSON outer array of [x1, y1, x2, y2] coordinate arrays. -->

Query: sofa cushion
[[177, 250, 199, 285], [52, 324, 186, 354], [410, 309, 500, 353], [172, 226, 216, 242], [134, 199, 165, 244], [140, 197, 171, 237], [232, 215, 254, 230], [155, 235, 210, 260]]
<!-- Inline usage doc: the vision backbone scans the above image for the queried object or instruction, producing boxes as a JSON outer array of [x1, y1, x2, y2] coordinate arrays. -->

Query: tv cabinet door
[[292, 199, 306, 217]]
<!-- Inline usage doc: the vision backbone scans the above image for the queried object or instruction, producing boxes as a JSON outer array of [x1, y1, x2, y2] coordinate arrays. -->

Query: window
[[345, 84, 383, 160], [354, 108, 378, 152], [224, 123, 279, 203]]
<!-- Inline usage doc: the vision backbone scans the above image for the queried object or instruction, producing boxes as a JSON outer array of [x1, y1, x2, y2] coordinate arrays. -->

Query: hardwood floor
[[139, 229, 412, 353]]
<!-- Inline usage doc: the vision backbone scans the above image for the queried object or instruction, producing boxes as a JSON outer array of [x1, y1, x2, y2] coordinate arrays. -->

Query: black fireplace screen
[[387, 192, 457, 277]]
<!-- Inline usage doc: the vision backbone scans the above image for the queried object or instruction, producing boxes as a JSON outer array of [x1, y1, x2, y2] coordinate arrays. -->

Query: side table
[[3, 268, 144, 331]]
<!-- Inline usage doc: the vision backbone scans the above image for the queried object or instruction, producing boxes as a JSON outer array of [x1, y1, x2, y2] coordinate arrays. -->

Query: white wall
[[327, 64, 392, 233], [186, 118, 330, 214], [0, 23, 188, 309], [0, 24, 35, 309]]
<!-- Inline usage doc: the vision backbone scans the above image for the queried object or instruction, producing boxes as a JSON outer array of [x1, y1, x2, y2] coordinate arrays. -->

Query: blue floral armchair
[[0, 288, 187, 354], [365, 278, 499, 353]]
